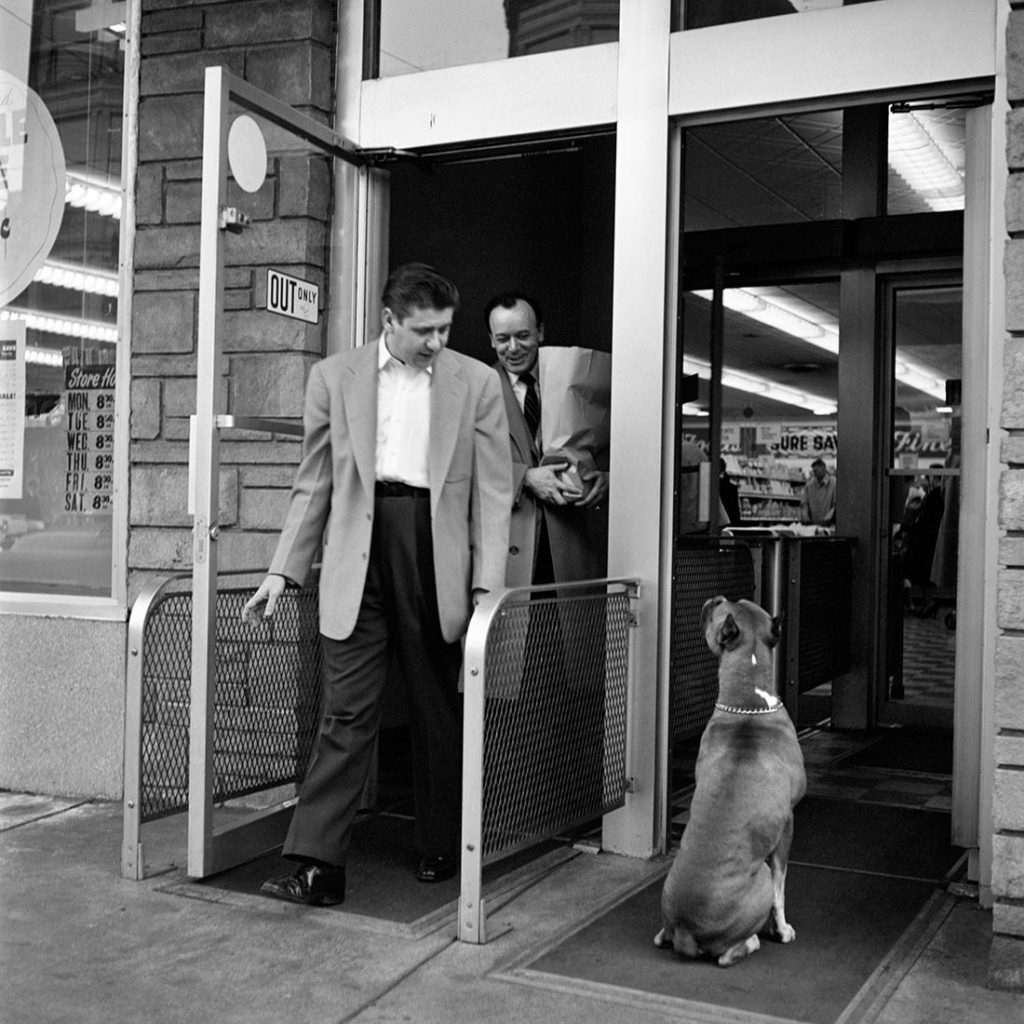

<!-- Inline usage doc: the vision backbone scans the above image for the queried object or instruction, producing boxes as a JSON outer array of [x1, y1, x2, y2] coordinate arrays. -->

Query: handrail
[[120, 567, 315, 880], [459, 576, 640, 943], [122, 572, 192, 879], [215, 415, 304, 437], [463, 575, 642, 653]]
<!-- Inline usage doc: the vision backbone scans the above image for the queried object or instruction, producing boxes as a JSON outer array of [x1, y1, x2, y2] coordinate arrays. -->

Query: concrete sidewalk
[[1, 793, 1022, 1024]]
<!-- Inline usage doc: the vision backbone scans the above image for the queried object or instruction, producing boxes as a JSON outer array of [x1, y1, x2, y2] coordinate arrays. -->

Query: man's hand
[[576, 467, 609, 510], [241, 574, 287, 625], [524, 463, 583, 506]]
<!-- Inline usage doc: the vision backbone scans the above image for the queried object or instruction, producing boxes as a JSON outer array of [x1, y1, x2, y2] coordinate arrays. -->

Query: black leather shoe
[[416, 853, 457, 883], [260, 863, 346, 906]]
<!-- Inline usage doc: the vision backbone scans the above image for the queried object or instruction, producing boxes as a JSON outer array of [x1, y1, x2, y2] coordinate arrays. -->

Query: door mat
[[162, 811, 570, 937], [789, 797, 961, 881], [508, 864, 953, 1024], [839, 728, 953, 775], [500, 799, 962, 1024]]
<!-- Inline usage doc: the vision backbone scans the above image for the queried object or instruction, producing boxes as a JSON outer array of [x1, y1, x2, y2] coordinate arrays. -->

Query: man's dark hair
[[382, 263, 460, 320], [811, 457, 826, 469], [483, 291, 544, 332]]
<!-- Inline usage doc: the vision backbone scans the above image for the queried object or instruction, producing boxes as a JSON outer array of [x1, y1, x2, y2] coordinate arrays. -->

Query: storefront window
[[372, 0, 620, 78], [682, 106, 964, 231], [684, 111, 844, 231], [0, 1, 125, 596]]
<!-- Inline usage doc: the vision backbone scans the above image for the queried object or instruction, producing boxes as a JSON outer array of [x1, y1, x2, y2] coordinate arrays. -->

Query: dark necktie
[[520, 371, 540, 440]]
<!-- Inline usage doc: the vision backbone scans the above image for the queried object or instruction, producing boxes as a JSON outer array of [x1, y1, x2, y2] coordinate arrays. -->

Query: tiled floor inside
[[668, 725, 953, 838]]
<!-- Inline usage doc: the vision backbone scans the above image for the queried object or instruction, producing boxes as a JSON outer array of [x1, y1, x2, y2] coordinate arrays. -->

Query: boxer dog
[[655, 595, 806, 967]]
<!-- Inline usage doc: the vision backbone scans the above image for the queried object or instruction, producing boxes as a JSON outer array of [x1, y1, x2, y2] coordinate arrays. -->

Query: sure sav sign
[[266, 269, 319, 324]]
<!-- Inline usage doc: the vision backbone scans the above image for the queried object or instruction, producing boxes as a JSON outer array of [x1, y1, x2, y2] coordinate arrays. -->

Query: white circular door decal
[[0, 71, 66, 307], [228, 115, 268, 194]]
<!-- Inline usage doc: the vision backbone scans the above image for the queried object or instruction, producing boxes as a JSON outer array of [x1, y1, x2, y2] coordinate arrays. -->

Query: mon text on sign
[[266, 269, 319, 324]]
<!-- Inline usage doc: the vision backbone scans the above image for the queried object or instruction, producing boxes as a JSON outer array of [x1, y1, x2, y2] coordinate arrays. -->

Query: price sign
[[64, 364, 115, 513]]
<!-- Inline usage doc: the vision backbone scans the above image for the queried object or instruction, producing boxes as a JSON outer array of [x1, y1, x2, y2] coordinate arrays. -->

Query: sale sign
[[0, 70, 66, 306]]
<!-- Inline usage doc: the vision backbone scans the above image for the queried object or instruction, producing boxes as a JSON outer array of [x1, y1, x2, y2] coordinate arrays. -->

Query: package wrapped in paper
[[537, 346, 611, 491]]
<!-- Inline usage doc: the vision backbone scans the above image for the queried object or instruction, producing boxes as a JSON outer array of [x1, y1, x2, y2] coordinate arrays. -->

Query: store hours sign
[[64, 364, 115, 513]]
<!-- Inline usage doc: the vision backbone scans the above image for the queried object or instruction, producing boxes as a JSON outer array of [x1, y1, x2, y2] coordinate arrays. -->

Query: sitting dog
[[655, 595, 806, 967]]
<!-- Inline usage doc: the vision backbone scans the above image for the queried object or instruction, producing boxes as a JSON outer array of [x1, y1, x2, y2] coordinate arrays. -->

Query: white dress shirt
[[502, 367, 530, 416], [376, 337, 432, 488]]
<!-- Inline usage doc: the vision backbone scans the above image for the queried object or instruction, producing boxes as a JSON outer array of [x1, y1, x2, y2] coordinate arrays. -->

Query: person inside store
[[896, 468, 945, 616], [485, 290, 609, 586], [719, 457, 741, 526], [800, 457, 836, 526], [241, 263, 512, 905]]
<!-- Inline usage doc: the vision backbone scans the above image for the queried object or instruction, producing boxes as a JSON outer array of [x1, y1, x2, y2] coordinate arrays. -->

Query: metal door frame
[[188, 66, 365, 878]]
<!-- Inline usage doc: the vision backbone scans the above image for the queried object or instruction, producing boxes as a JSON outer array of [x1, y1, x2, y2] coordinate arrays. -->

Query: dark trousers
[[283, 489, 464, 867]]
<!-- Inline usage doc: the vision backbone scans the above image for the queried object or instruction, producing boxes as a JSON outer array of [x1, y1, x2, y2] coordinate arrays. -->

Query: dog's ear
[[718, 612, 741, 649], [768, 613, 784, 647]]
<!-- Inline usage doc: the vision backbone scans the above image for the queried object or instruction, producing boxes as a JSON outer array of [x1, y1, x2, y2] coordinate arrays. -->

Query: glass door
[[882, 279, 962, 731]]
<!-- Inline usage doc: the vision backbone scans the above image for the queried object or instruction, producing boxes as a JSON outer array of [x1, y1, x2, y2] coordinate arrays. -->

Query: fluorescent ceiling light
[[683, 353, 837, 416], [25, 347, 64, 367], [34, 260, 119, 297], [694, 288, 838, 355], [888, 110, 964, 212], [1, 307, 118, 343], [65, 171, 122, 220], [894, 358, 946, 400], [692, 287, 948, 400]]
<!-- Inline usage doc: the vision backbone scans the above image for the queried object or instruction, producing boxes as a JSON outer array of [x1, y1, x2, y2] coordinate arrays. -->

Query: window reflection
[[374, 0, 620, 78], [677, 0, 883, 31], [0, 1, 124, 597]]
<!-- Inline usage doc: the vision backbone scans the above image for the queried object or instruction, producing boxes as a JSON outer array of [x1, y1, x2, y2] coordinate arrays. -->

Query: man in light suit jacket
[[485, 292, 608, 587], [243, 264, 511, 905], [485, 291, 610, 830]]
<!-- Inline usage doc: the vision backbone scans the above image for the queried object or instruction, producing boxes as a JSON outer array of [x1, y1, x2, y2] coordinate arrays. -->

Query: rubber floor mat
[[840, 728, 953, 775], [518, 865, 950, 1024], [189, 811, 563, 930], [509, 800, 963, 1024]]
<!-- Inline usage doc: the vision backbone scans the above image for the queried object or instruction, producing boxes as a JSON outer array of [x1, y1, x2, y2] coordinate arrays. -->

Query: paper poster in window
[[0, 319, 25, 499]]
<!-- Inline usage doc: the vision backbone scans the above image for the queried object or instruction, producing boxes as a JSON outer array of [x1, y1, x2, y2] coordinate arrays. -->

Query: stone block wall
[[130, 0, 337, 601], [996, 1, 1024, 988]]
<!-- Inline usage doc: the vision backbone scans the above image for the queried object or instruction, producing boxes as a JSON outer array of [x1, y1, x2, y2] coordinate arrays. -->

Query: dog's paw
[[777, 923, 796, 944], [718, 934, 760, 967]]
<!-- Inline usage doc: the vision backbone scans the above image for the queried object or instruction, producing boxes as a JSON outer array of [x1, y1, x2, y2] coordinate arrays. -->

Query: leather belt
[[374, 481, 429, 499]]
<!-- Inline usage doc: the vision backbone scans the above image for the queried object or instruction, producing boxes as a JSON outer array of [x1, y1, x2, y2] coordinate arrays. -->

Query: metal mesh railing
[[480, 586, 632, 860], [460, 578, 637, 942], [789, 537, 853, 693], [133, 578, 322, 823], [670, 540, 756, 741]]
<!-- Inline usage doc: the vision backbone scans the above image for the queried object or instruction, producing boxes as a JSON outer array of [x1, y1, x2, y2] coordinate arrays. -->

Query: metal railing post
[[122, 573, 191, 880], [458, 591, 499, 943]]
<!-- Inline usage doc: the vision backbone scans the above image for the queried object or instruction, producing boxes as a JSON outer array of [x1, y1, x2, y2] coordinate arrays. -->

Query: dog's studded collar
[[714, 702, 783, 715]]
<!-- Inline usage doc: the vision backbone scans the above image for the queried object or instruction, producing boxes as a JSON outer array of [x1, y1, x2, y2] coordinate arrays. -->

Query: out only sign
[[266, 269, 319, 324]]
